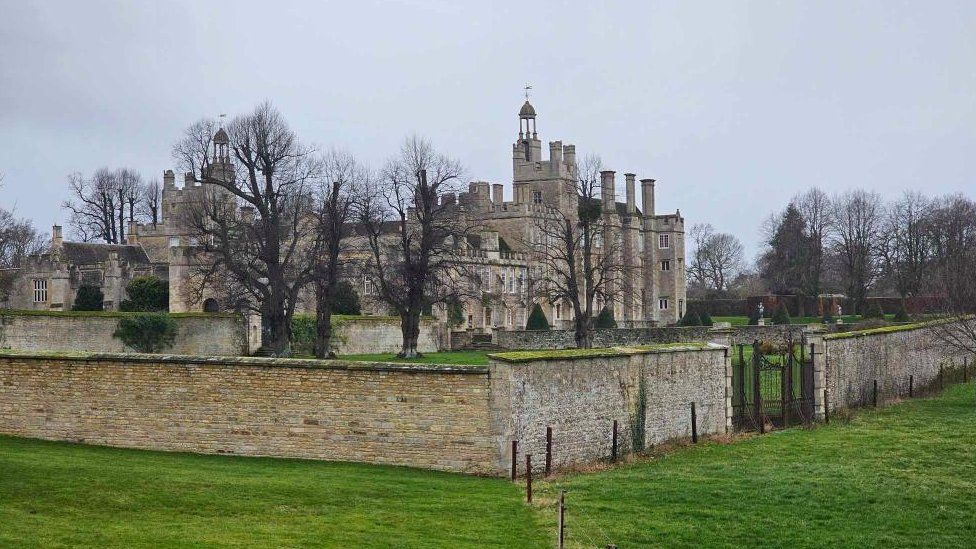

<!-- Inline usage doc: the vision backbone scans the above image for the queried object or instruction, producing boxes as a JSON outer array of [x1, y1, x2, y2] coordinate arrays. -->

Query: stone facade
[[0, 311, 256, 356], [0, 344, 728, 475]]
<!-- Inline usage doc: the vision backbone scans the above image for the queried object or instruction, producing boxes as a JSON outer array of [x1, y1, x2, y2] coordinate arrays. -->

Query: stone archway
[[203, 298, 219, 313]]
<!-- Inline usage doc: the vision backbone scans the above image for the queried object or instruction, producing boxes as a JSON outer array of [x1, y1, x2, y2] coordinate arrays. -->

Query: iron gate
[[732, 338, 814, 432]]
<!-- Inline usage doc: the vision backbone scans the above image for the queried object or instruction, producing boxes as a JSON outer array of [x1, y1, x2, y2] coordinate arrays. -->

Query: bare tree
[[140, 178, 162, 226], [307, 150, 366, 358], [62, 167, 145, 243], [688, 223, 744, 295], [879, 191, 931, 300], [358, 136, 468, 357], [0, 174, 45, 299], [525, 155, 623, 348], [927, 195, 976, 354], [180, 102, 320, 355], [829, 190, 884, 314], [172, 118, 219, 181]]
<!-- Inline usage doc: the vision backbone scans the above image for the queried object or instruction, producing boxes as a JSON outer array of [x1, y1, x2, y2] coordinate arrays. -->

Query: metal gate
[[732, 338, 814, 432]]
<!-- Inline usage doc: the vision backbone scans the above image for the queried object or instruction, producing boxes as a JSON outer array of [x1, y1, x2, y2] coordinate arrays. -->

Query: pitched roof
[[61, 242, 152, 266]]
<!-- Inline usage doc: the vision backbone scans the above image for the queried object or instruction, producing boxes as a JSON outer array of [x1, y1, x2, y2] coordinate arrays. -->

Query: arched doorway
[[202, 298, 220, 313]]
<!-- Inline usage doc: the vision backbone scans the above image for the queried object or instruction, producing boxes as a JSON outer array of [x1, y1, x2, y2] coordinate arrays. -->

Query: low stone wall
[[336, 316, 441, 355], [0, 311, 252, 356], [814, 320, 973, 412], [0, 351, 495, 473], [495, 325, 807, 350], [489, 344, 730, 474]]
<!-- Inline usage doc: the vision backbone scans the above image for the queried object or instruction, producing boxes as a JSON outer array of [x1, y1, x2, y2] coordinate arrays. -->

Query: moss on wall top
[[0, 348, 488, 374], [824, 316, 973, 341], [488, 342, 720, 363]]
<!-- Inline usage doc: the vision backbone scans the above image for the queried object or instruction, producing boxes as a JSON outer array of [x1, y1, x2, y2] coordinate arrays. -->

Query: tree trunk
[[400, 311, 421, 358], [574, 316, 594, 349], [264, 297, 292, 356], [314, 281, 335, 359]]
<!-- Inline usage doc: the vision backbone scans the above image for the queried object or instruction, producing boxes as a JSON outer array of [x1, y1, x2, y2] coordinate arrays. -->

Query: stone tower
[[511, 101, 578, 213]]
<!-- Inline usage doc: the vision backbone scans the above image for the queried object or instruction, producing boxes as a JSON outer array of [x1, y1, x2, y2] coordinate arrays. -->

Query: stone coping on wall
[[0, 308, 238, 319], [487, 342, 722, 363], [0, 349, 489, 374], [823, 316, 973, 341]]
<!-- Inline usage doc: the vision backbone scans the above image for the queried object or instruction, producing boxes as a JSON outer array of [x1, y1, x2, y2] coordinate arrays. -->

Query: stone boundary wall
[[0, 351, 496, 473], [495, 325, 807, 350], [332, 317, 440, 355], [0, 345, 731, 475], [0, 311, 252, 356], [813, 320, 973, 413], [489, 344, 731, 474]]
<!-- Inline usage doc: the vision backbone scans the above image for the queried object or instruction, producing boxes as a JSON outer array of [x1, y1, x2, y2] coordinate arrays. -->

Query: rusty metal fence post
[[545, 426, 552, 476], [691, 402, 698, 443], [510, 440, 518, 481]]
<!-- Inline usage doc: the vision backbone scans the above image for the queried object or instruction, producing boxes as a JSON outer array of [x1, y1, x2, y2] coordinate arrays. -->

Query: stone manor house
[[2, 100, 687, 330]]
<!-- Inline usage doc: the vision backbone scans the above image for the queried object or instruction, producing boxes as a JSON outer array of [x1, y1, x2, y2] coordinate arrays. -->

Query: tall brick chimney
[[624, 173, 636, 214]]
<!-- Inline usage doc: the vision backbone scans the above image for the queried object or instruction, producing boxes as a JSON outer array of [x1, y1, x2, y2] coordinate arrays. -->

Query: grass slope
[[0, 438, 546, 548], [530, 383, 976, 548]]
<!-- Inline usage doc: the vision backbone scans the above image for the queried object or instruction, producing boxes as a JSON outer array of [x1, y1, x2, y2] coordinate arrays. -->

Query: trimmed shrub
[[72, 285, 104, 311], [291, 315, 316, 356], [594, 306, 617, 329], [332, 280, 361, 315], [699, 311, 714, 326], [864, 300, 885, 320], [894, 302, 911, 322], [120, 276, 169, 312], [678, 310, 702, 326], [113, 313, 177, 353], [747, 308, 761, 326], [525, 303, 550, 330], [772, 304, 792, 325]]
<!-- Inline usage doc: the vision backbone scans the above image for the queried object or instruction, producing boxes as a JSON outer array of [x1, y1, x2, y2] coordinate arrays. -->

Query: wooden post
[[557, 490, 565, 549], [940, 365, 945, 391], [511, 440, 518, 482], [909, 375, 914, 398], [545, 426, 552, 476], [611, 420, 618, 462], [691, 402, 698, 443], [873, 379, 878, 408], [525, 454, 532, 503], [965, 357, 969, 383], [753, 340, 764, 434]]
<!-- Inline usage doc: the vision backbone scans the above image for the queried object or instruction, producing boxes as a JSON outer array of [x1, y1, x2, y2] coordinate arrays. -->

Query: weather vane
[[524, 84, 532, 101]]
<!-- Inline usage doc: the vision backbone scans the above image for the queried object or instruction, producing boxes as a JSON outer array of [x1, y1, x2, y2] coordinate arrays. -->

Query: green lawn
[[339, 350, 491, 365], [3, 384, 974, 547], [530, 382, 976, 548], [0, 437, 545, 548]]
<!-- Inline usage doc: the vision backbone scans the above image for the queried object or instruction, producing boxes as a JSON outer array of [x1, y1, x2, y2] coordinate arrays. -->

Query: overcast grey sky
[[1, 0, 974, 257]]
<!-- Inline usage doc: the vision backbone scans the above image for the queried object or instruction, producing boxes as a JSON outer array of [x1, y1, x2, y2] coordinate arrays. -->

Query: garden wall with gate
[[812, 318, 974, 414], [0, 344, 730, 475]]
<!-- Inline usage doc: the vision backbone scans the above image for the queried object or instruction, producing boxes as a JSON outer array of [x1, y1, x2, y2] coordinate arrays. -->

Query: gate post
[[752, 339, 764, 434], [806, 328, 827, 421]]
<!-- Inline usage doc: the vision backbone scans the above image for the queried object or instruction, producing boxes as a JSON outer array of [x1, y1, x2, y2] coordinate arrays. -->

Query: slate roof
[[61, 242, 152, 266]]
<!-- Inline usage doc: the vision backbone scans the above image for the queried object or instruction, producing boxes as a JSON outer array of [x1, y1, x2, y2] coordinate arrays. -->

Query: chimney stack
[[640, 179, 656, 223], [624, 174, 636, 214], [563, 144, 576, 167], [549, 141, 563, 164], [126, 220, 139, 245], [600, 171, 616, 213], [51, 225, 63, 251], [492, 184, 504, 204]]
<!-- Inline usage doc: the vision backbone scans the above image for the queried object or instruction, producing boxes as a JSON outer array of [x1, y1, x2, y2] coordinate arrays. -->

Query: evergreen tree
[[678, 310, 702, 326], [332, 280, 361, 315], [120, 276, 168, 312], [772, 303, 792, 325], [594, 306, 617, 329], [699, 310, 714, 326], [525, 303, 550, 330], [72, 285, 104, 311]]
